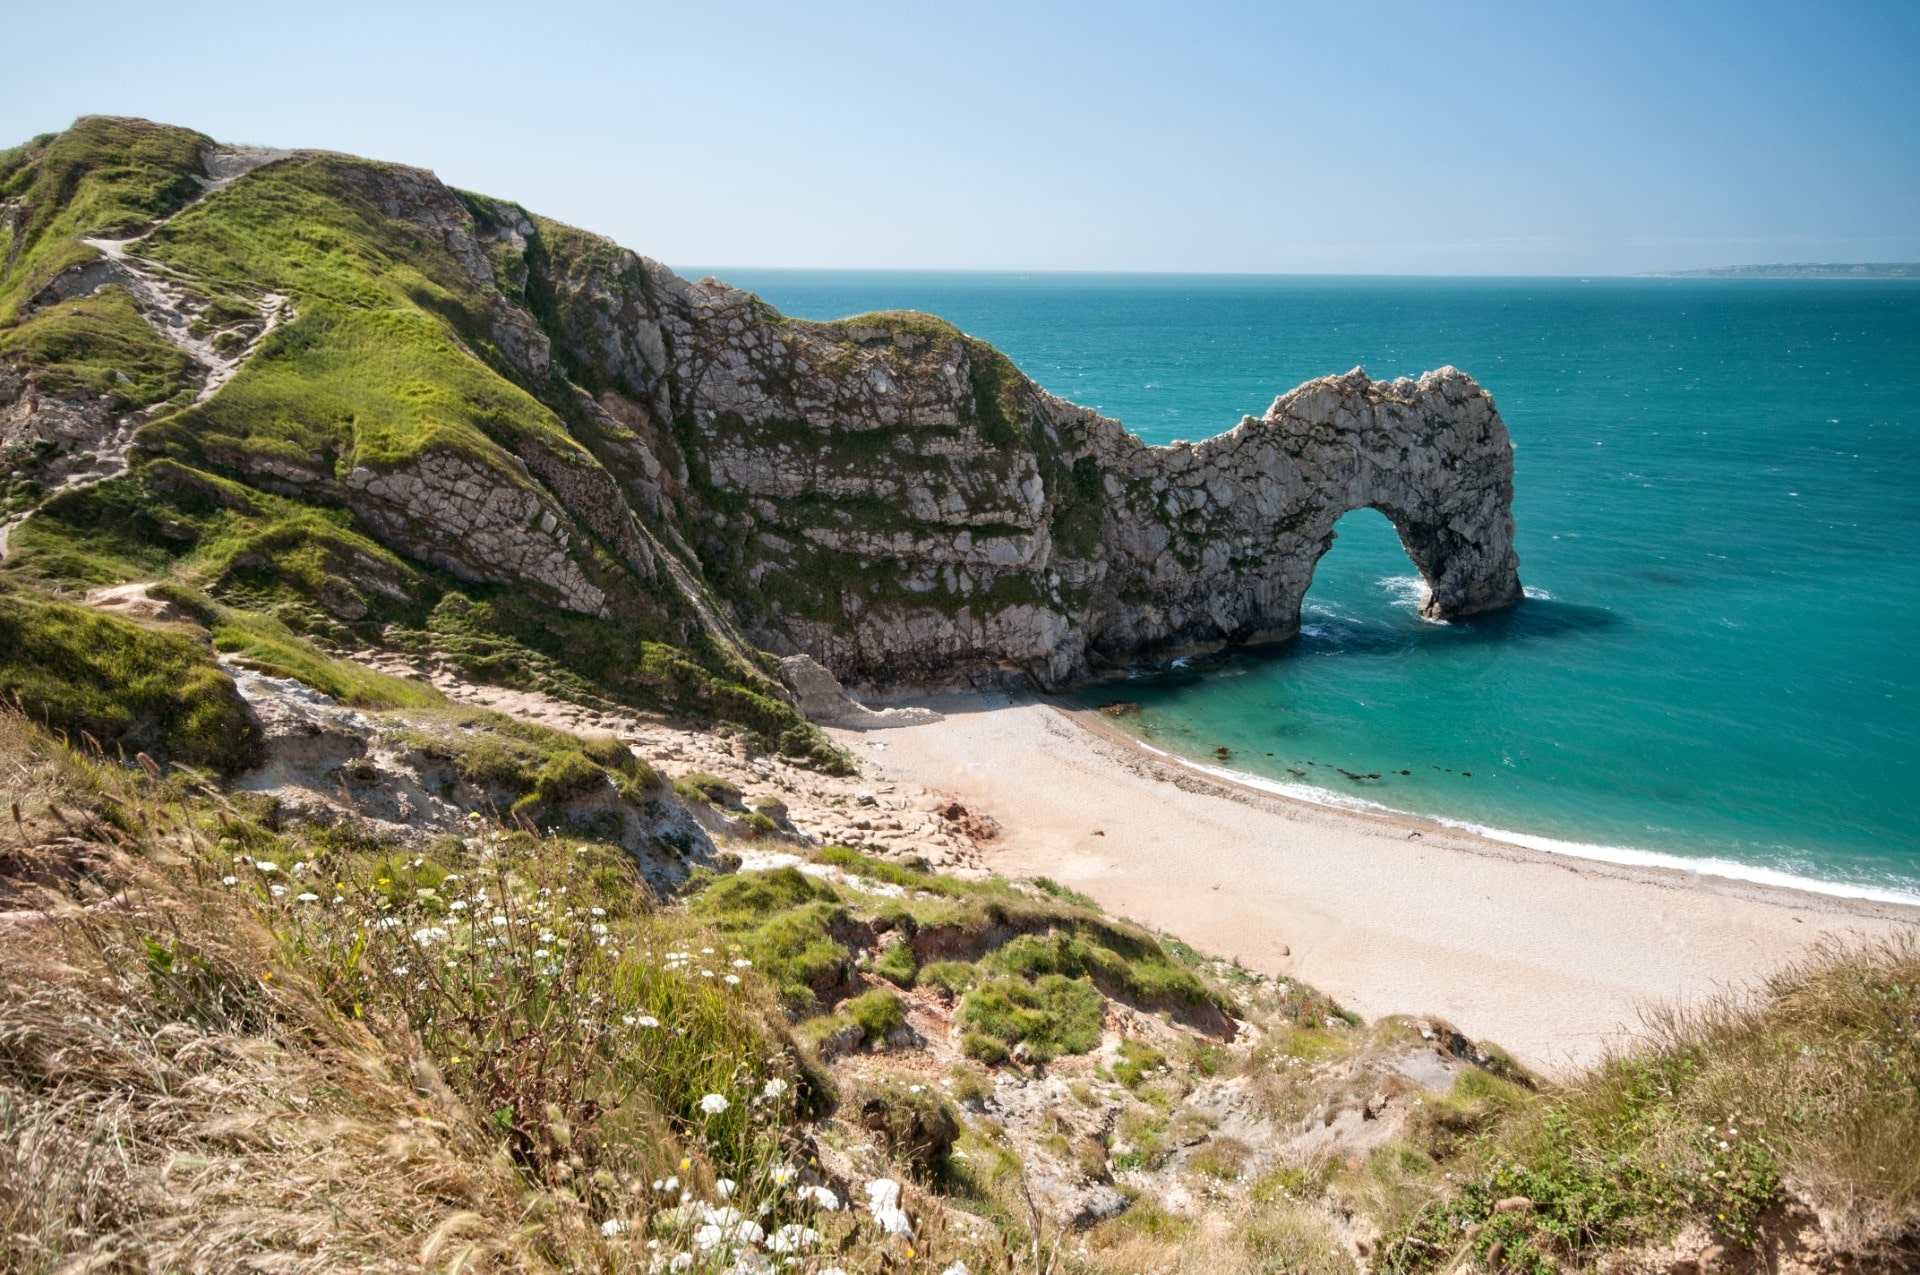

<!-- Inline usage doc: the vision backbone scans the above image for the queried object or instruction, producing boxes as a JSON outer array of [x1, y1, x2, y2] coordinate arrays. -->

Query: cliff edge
[[2, 117, 1520, 701]]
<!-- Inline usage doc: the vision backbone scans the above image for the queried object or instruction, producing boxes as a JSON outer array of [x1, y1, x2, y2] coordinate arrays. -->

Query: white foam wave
[[1522, 585, 1554, 601], [1378, 575, 1450, 624], [1377, 575, 1425, 608], [1136, 745, 1920, 909]]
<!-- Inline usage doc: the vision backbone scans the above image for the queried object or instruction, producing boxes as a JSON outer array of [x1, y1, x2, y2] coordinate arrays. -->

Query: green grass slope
[[1, 117, 843, 767]]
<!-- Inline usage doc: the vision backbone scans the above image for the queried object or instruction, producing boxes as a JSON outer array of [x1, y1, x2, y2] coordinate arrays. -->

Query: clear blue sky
[[6, 0, 1916, 274]]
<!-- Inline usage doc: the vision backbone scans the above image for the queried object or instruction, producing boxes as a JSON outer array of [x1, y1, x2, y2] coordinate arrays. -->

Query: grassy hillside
[[2, 117, 843, 768], [3, 650, 1916, 1272]]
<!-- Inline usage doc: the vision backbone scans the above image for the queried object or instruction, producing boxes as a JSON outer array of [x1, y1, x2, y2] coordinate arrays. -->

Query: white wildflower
[[865, 1178, 910, 1235], [221, 875, 238, 886], [296, 892, 319, 903], [412, 926, 449, 945], [269, 884, 287, 897], [699, 1093, 729, 1115], [767, 1223, 819, 1253], [448, 900, 467, 911], [600, 1218, 629, 1236], [797, 1184, 839, 1210], [256, 861, 278, 874], [762, 1079, 789, 1101], [732, 958, 752, 968], [940, 1263, 971, 1275], [714, 1178, 736, 1200], [725, 974, 741, 985], [769, 1161, 796, 1185], [490, 915, 510, 927], [669, 1256, 692, 1272], [635, 1015, 660, 1028]]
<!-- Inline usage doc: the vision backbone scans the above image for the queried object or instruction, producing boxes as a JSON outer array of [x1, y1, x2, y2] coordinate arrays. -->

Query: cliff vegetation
[[2, 117, 1914, 1274]]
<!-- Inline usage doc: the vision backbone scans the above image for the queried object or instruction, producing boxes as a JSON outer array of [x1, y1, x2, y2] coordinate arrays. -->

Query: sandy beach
[[827, 693, 1919, 1077]]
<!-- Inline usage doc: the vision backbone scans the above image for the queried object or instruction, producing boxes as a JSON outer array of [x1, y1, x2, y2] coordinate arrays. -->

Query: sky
[[5, 0, 1916, 275]]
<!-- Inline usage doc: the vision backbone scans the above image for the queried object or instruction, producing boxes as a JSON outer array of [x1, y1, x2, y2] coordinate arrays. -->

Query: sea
[[696, 270, 1920, 904]]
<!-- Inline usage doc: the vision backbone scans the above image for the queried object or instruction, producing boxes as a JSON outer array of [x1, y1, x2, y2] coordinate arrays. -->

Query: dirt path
[[1, 148, 294, 563]]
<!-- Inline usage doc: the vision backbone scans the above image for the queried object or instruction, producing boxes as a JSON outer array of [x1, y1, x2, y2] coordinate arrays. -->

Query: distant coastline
[[1638, 262, 1920, 279]]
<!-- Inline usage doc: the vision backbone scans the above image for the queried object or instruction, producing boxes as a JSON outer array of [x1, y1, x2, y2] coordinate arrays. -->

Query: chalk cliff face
[[539, 258, 1523, 687], [3, 121, 1521, 694]]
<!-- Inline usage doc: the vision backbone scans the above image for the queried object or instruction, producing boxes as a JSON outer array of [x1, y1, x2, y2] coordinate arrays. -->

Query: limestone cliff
[[2, 118, 1521, 698], [537, 259, 1523, 688]]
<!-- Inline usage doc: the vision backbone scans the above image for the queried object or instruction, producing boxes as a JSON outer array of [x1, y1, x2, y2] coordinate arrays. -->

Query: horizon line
[[678, 264, 1920, 281]]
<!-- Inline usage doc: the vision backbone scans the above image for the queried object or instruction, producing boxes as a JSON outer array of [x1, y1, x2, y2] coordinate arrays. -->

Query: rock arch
[[1082, 366, 1523, 666]]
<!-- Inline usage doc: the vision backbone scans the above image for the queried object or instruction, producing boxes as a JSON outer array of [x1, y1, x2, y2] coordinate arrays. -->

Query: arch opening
[[1299, 506, 1437, 629]]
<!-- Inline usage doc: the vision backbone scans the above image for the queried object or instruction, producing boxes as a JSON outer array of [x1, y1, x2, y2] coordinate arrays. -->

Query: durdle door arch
[[1078, 366, 1525, 670]]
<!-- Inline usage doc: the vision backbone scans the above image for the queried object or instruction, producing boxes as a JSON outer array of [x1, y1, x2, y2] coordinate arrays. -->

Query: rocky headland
[[3, 116, 1521, 703]]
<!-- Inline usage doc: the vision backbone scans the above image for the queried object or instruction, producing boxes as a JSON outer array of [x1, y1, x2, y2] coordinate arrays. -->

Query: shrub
[[677, 772, 740, 805], [958, 973, 1103, 1063], [961, 1032, 1011, 1066], [874, 940, 918, 987], [920, 960, 979, 996], [1108, 1039, 1167, 1089], [850, 1079, 960, 1177], [844, 988, 907, 1045], [694, 867, 837, 924]]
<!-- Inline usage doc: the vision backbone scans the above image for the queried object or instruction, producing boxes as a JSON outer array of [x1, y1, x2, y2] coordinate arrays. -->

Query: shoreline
[[1063, 704, 1920, 916], [827, 691, 1920, 1077]]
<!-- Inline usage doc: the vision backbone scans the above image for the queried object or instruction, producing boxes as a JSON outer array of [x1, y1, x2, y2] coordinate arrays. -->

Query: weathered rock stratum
[[3, 119, 1521, 693], [551, 265, 1524, 687]]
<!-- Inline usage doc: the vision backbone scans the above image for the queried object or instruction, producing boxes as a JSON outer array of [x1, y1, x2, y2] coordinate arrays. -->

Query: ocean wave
[[1523, 585, 1554, 601], [1377, 574, 1425, 608], [1137, 745, 1920, 908], [1378, 575, 1450, 623]]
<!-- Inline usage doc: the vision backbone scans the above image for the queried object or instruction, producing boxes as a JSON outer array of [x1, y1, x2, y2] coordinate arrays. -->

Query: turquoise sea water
[[702, 270, 1920, 902]]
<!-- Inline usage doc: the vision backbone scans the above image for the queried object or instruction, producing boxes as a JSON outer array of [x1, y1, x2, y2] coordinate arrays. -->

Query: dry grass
[[0, 710, 1004, 1272], [1380, 932, 1920, 1272], [0, 773, 547, 1272]]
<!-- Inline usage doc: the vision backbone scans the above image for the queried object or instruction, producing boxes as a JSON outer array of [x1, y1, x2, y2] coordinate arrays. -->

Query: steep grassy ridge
[[2, 118, 843, 766]]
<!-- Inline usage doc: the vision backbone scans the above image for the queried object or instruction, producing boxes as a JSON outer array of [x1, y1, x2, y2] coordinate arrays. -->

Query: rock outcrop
[[535, 252, 1523, 689], [5, 123, 1522, 693]]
